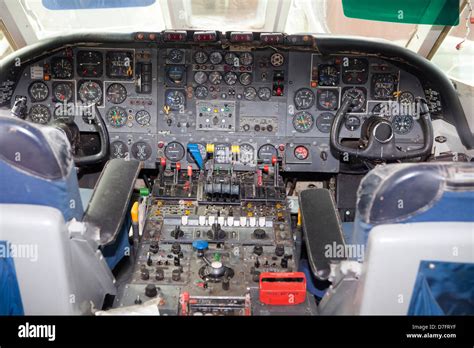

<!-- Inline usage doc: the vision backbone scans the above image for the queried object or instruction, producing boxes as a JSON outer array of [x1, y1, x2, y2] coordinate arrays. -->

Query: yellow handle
[[131, 201, 139, 223]]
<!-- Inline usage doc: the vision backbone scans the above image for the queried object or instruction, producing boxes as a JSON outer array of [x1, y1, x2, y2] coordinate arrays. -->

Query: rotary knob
[[145, 284, 157, 298], [253, 229, 266, 239]]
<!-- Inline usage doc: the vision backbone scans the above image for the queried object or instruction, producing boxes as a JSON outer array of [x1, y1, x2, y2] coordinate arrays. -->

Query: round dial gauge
[[194, 86, 208, 99], [239, 72, 252, 86], [243, 87, 257, 101], [316, 112, 334, 133], [399, 91, 414, 106], [164, 142, 185, 162], [51, 57, 73, 79], [345, 115, 361, 131], [318, 65, 339, 86], [393, 115, 414, 134], [342, 58, 369, 84], [371, 103, 391, 117], [372, 74, 397, 99], [131, 141, 152, 161], [293, 111, 314, 133], [194, 71, 208, 85], [270, 53, 284, 67], [224, 72, 238, 85], [258, 87, 271, 101], [165, 90, 186, 111], [258, 144, 277, 163], [110, 140, 129, 159], [107, 106, 128, 128], [166, 66, 185, 85], [106, 83, 127, 104], [239, 143, 255, 165], [343, 87, 366, 112], [194, 51, 208, 64], [187, 143, 207, 164], [294, 88, 315, 110], [135, 110, 151, 126], [77, 50, 103, 77], [53, 82, 73, 103], [28, 81, 49, 102], [29, 104, 51, 124], [209, 51, 223, 65], [239, 52, 253, 66], [78, 80, 102, 105], [294, 146, 309, 160], [317, 89, 338, 110], [168, 49, 184, 63], [106, 51, 134, 79], [208, 71, 222, 85], [224, 52, 238, 66]]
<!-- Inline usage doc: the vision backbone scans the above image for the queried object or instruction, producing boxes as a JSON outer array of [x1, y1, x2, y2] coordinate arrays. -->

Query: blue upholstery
[[0, 116, 83, 221], [351, 163, 474, 247], [0, 241, 24, 315]]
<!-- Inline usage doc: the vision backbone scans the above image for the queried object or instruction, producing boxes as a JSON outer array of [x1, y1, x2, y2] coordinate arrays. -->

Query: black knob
[[275, 244, 285, 257], [253, 245, 263, 256], [222, 278, 230, 291], [280, 257, 288, 268], [171, 242, 181, 255], [207, 223, 226, 240], [253, 229, 266, 239], [149, 241, 159, 254], [252, 271, 261, 283], [174, 257, 180, 266], [134, 295, 142, 305], [171, 226, 184, 239], [140, 267, 150, 280], [320, 151, 328, 161], [145, 284, 157, 298], [172, 269, 181, 281], [155, 268, 164, 281]]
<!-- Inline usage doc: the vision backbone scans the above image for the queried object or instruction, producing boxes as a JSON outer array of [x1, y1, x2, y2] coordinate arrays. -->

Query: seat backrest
[[0, 116, 83, 221], [352, 162, 474, 247]]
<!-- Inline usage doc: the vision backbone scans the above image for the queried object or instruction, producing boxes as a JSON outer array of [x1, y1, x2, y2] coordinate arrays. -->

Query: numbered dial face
[[194, 71, 208, 85], [293, 111, 314, 133], [294, 146, 309, 160], [393, 115, 414, 134], [168, 49, 184, 64], [316, 112, 334, 133], [194, 51, 208, 64], [187, 143, 207, 164], [77, 50, 103, 77], [345, 115, 361, 131], [372, 74, 397, 99], [343, 87, 366, 112], [239, 143, 255, 165], [243, 87, 257, 101], [110, 140, 129, 159], [29, 104, 51, 124], [135, 110, 151, 126], [28, 81, 49, 102], [164, 142, 185, 162], [106, 51, 133, 79], [51, 57, 73, 79], [78, 81, 102, 105], [399, 91, 414, 106], [317, 89, 339, 110], [239, 72, 252, 86], [224, 72, 238, 85], [294, 88, 315, 110], [194, 86, 208, 99], [53, 82, 73, 103], [166, 65, 186, 85], [270, 53, 284, 67], [208, 71, 222, 85], [131, 141, 152, 161], [318, 65, 339, 86], [165, 90, 186, 111], [258, 144, 277, 163], [239, 52, 253, 66], [224, 52, 238, 66], [107, 106, 128, 128], [342, 58, 369, 84], [258, 87, 271, 101], [371, 103, 391, 117], [106, 83, 127, 104], [209, 51, 223, 65]]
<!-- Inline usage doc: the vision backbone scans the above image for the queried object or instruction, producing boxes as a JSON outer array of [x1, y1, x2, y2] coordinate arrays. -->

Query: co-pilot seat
[[299, 162, 474, 315], [0, 116, 141, 314]]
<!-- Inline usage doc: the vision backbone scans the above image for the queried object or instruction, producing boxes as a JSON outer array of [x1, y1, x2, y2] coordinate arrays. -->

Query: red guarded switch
[[259, 272, 306, 306]]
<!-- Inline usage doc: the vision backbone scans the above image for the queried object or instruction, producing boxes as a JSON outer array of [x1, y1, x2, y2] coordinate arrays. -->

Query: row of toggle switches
[[180, 215, 272, 228]]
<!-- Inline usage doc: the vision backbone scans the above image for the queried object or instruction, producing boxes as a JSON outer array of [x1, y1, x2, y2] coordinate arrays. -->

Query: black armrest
[[83, 159, 142, 245], [299, 188, 346, 280]]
